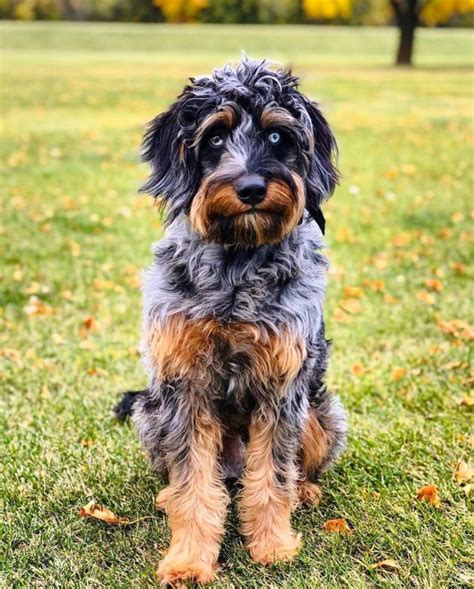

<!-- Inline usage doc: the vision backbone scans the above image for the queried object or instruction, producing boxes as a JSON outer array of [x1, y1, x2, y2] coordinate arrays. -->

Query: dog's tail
[[114, 389, 147, 422]]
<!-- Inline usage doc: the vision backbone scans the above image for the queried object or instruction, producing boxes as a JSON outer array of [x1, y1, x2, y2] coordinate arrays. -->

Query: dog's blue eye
[[268, 131, 281, 145], [209, 134, 224, 147]]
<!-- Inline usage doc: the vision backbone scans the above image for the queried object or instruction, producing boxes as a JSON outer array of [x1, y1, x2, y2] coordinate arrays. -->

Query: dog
[[117, 57, 348, 586]]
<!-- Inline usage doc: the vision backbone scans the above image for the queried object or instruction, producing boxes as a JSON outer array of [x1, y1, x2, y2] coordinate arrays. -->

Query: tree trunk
[[391, 0, 419, 67], [396, 17, 416, 65]]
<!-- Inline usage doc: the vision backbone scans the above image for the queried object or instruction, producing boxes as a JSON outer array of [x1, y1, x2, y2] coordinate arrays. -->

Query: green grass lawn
[[1, 22, 473, 588]]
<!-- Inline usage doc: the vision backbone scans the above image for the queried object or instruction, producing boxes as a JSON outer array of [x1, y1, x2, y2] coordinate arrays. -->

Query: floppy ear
[[303, 100, 339, 234], [140, 94, 200, 223]]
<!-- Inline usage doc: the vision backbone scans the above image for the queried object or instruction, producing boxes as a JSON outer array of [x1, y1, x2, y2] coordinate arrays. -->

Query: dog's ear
[[303, 100, 339, 234], [140, 92, 200, 223]]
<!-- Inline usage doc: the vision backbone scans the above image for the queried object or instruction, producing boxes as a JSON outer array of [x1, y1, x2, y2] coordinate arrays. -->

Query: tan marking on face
[[189, 172, 305, 246], [147, 314, 306, 389], [260, 106, 298, 129], [193, 105, 236, 148], [189, 177, 248, 239], [239, 416, 301, 564], [157, 408, 227, 585]]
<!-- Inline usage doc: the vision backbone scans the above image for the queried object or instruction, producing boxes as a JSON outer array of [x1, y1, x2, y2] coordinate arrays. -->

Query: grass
[[1, 21, 473, 588]]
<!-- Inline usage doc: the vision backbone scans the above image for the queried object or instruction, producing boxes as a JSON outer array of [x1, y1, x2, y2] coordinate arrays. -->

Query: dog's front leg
[[156, 399, 229, 586], [239, 406, 301, 564]]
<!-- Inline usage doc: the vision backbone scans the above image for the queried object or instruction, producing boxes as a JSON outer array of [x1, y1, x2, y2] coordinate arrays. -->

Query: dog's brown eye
[[268, 131, 281, 145], [209, 134, 224, 147]]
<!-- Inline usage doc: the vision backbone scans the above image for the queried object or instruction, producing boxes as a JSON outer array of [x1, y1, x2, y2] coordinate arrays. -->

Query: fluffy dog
[[119, 57, 348, 585]]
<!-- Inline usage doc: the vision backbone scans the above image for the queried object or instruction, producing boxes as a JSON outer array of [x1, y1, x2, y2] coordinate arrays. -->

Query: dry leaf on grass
[[425, 278, 443, 292], [343, 286, 363, 298], [458, 394, 474, 407], [339, 298, 362, 314], [333, 308, 350, 323], [322, 518, 352, 535], [79, 315, 97, 337], [416, 291, 436, 305], [24, 296, 54, 316], [80, 501, 130, 525], [416, 485, 441, 507], [438, 319, 474, 340], [391, 367, 406, 381], [369, 559, 400, 572], [455, 461, 473, 485], [352, 362, 368, 376]]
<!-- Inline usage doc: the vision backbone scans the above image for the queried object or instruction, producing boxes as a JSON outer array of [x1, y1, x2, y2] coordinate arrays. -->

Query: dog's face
[[142, 58, 338, 246]]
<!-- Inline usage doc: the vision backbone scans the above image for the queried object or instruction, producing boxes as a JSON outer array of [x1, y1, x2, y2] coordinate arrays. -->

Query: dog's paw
[[297, 481, 322, 508], [155, 486, 173, 512], [249, 533, 301, 565], [157, 557, 216, 586]]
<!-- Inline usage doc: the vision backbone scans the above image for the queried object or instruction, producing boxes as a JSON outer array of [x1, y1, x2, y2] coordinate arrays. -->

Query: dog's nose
[[235, 174, 266, 206]]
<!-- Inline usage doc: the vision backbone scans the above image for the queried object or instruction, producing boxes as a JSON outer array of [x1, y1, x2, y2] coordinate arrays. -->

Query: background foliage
[[1, 0, 473, 25]]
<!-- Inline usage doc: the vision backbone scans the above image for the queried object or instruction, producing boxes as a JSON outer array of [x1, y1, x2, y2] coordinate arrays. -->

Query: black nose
[[235, 174, 266, 206]]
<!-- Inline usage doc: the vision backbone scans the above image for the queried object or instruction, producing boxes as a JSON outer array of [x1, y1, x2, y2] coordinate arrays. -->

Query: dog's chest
[[147, 314, 306, 400]]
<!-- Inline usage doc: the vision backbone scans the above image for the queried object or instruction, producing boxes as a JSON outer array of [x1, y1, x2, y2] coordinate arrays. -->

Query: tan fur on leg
[[239, 417, 300, 565], [155, 486, 172, 512], [297, 481, 322, 508], [157, 414, 228, 586], [301, 407, 330, 477]]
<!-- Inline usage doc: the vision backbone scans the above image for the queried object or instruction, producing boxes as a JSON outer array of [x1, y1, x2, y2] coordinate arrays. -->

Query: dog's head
[[141, 57, 338, 246]]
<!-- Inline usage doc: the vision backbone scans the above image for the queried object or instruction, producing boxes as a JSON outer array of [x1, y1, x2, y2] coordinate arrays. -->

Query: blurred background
[[1, 0, 474, 64], [2, 2, 473, 588]]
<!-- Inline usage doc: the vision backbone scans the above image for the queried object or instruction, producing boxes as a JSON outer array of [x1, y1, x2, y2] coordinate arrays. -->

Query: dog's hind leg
[[299, 390, 347, 506]]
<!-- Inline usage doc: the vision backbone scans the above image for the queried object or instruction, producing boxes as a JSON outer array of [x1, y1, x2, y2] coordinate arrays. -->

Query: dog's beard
[[189, 175, 305, 247]]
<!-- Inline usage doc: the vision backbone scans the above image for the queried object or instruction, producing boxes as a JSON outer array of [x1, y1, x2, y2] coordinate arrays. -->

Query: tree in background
[[303, 0, 474, 65], [391, 0, 474, 65]]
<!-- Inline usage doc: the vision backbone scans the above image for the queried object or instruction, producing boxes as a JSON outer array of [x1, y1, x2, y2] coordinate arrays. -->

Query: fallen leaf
[[364, 279, 385, 292], [416, 291, 435, 305], [391, 233, 411, 247], [425, 279, 443, 292], [80, 500, 130, 525], [452, 262, 466, 275], [384, 293, 397, 305], [335, 227, 357, 244], [352, 362, 368, 376], [369, 559, 400, 572], [343, 286, 363, 298], [78, 340, 96, 350], [384, 168, 398, 179], [438, 319, 474, 340], [416, 485, 441, 506], [13, 268, 23, 281], [391, 367, 406, 381], [70, 241, 81, 257], [24, 296, 54, 316], [322, 518, 352, 534], [0, 348, 21, 363], [458, 394, 474, 407], [339, 298, 362, 314], [79, 315, 97, 337], [439, 228, 453, 239], [455, 461, 473, 485], [443, 361, 462, 370], [333, 308, 350, 323]]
